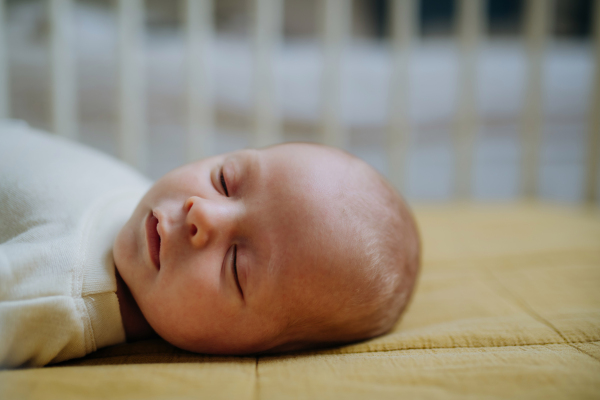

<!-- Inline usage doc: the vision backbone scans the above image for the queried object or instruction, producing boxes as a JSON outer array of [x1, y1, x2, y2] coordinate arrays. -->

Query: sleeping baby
[[0, 121, 420, 367]]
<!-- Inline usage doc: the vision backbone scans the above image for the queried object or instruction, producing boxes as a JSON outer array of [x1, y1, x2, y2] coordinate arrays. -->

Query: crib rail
[[185, 0, 215, 161], [521, 0, 552, 199], [50, 0, 77, 141], [253, 0, 283, 149], [588, 0, 600, 203], [117, 0, 146, 170], [0, 0, 8, 120], [387, 0, 416, 191], [0, 0, 598, 203], [455, 0, 484, 199]]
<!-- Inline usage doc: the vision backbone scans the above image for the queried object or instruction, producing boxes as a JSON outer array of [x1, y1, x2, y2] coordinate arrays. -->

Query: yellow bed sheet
[[2, 202, 599, 399]]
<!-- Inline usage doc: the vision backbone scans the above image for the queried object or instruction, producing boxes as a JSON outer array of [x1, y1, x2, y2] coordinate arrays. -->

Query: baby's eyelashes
[[232, 245, 243, 299], [220, 167, 229, 197]]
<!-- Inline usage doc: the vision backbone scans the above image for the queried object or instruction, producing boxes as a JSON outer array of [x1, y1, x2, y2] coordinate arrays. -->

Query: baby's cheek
[[114, 225, 137, 274]]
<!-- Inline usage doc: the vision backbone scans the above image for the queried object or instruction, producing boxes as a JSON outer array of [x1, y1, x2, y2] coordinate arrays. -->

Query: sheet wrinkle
[[570, 344, 600, 363], [482, 268, 600, 364], [325, 339, 597, 354], [425, 249, 600, 271]]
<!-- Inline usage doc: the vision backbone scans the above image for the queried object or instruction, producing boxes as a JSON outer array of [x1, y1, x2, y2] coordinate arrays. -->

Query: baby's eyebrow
[[231, 150, 261, 189], [250, 150, 263, 183]]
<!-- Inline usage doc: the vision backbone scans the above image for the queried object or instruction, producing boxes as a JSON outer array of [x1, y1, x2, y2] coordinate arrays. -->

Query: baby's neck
[[115, 268, 157, 341]]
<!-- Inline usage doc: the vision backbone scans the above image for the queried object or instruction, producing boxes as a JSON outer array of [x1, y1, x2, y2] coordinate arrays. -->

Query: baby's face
[[114, 144, 358, 354]]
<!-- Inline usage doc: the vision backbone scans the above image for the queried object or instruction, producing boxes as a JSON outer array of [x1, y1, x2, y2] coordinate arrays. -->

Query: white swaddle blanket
[[0, 121, 151, 367]]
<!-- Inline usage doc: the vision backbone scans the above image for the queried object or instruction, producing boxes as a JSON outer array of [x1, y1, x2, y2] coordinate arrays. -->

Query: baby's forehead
[[261, 143, 352, 169], [257, 143, 383, 239], [258, 145, 374, 262], [258, 144, 370, 196]]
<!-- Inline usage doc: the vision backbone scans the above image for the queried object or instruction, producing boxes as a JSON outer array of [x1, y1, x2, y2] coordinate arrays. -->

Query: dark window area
[[554, 0, 593, 38], [420, 0, 455, 37], [487, 0, 523, 36]]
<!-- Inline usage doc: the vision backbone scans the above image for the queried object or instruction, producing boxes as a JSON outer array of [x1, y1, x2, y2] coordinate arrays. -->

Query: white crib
[[0, 0, 598, 203]]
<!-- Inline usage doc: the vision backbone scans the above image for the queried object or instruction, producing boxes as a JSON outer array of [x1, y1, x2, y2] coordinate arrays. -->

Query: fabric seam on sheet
[[48, 340, 600, 367], [253, 357, 259, 400]]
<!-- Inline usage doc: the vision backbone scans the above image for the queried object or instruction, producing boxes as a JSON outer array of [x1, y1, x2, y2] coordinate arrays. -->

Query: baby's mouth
[[146, 211, 161, 270]]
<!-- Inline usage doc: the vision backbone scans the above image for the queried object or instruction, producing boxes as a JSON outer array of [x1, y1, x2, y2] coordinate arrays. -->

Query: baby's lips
[[153, 209, 172, 243], [146, 210, 162, 270], [153, 210, 163, 239]]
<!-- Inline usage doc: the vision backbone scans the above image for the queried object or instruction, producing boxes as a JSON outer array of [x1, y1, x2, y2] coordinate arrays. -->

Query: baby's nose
[[184, 197, 213, 248], [184, 196, 232, 248]]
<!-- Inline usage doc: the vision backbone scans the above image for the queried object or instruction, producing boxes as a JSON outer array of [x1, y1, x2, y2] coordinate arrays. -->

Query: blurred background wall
[[2, 0, 599, 203]]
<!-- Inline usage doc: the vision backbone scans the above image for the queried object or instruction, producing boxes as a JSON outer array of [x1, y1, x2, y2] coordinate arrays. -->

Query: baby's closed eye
[[220, 168, 229, 197]]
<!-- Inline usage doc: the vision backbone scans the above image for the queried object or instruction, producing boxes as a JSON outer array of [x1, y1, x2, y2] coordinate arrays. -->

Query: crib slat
[[117, 0, 145, 170], [521, 0, 552, 198], [253, 0, 283, 148], [586, 0, 600, 203], [455, 0, 484, 199], [387, 0, 416, 191], [185, 0, 215, 161], [50, 0, 77, 139], [321, 0, 351, 148], [0, 0, 8, 119]]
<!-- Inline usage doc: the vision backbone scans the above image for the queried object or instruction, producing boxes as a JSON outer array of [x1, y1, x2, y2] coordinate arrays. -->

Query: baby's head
[[114, 143, 420, 354]]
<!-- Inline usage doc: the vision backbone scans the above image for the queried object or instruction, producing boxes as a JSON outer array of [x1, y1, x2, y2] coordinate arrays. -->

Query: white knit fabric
[[0, 121, 151, 368]]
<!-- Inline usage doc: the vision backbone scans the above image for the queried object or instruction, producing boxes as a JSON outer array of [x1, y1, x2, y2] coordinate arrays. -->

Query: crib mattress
[[2, 202, 599, 399]]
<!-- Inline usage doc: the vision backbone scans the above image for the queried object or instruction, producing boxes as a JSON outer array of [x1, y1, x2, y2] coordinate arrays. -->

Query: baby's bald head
[[268, 144, 421, 351]]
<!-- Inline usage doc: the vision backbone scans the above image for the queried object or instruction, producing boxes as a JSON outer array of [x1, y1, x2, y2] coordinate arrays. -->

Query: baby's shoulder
[[0, 121, 150, 242]]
